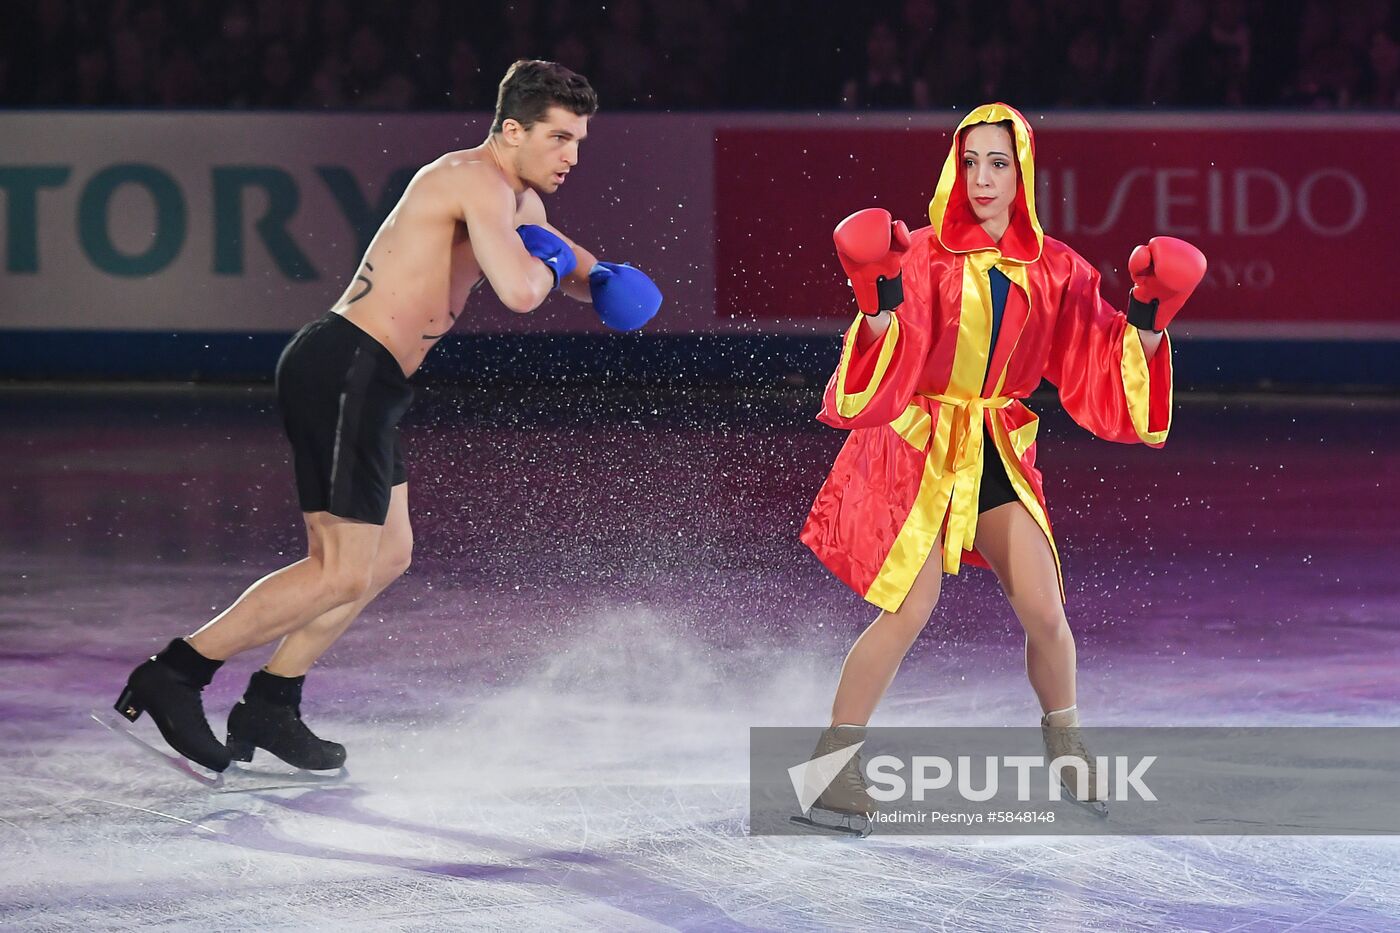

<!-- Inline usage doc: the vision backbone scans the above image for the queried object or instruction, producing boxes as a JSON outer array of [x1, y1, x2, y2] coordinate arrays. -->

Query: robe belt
[[891, 392, 1014, 575]]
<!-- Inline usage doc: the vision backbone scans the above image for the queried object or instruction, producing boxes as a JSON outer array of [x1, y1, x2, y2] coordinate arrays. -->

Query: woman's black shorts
[[977, 425, 1020, 514], [275, 313, 414, 525]]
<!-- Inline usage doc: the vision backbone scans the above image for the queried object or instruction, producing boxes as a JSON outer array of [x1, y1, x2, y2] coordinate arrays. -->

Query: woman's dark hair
[[491, 60, 598, 134], [992, 119, 1017, 147], [962, 118, 1017, 151]]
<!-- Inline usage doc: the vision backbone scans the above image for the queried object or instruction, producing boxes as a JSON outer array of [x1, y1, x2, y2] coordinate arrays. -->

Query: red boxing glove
[[834, 208, 911, 315], [1126, 236, 1207, 332]]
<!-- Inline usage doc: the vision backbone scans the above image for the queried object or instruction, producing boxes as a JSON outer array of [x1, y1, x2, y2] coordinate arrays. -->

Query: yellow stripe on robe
[[1121, 328, 1172, 446], [834, 312, 903, 420]]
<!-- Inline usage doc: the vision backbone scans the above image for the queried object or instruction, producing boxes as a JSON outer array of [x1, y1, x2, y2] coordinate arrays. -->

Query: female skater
[[798, 103, 1205, 830]]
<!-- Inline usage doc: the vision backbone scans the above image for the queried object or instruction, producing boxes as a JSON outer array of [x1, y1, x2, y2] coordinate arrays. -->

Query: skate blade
[[1056, 779, 1109, 819], [1075, 798, 1109, 819], [789, 810, 873, 838], [90, 710, 225, 789], [214, 761, 349, 795]]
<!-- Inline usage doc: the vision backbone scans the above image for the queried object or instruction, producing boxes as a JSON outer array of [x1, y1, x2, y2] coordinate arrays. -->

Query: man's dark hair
[[491, 60, 598, 134]]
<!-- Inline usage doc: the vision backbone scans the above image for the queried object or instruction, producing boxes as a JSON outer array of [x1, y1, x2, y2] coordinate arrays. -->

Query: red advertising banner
[[715, 123, 1400, 334]]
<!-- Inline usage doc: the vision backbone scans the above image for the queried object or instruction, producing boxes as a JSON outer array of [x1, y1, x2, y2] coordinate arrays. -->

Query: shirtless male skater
[[113, 60, 662, 774]]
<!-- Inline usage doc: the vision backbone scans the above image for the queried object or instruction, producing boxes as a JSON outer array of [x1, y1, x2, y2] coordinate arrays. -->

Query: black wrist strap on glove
[[865, 273, 904, 316], [1126, 293, 1161, 332]]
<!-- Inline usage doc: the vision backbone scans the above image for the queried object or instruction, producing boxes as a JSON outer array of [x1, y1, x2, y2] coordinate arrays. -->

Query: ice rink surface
[[3, 384, 1398, 931]]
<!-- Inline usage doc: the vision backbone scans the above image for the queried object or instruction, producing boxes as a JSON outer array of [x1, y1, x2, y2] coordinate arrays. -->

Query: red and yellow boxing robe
[[800, 103, 1173, 612]]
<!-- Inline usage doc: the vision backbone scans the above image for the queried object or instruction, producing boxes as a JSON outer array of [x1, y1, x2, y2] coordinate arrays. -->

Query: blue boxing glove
[[588, 262, 662, 331], [516, 224, 577, 288]]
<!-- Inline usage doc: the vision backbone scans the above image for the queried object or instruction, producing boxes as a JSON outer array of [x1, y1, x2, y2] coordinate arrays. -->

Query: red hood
[[927, 102, 1044, 264]]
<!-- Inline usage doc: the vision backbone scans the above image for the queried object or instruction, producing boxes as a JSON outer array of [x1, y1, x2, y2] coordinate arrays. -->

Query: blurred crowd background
[[3, 0, 1398, 111]]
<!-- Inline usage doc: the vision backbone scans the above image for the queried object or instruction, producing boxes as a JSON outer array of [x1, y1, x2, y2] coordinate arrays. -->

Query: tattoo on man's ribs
[[421, 277, 482, 341], [422, 308, 461, 341], [346, 262, 375, 305]]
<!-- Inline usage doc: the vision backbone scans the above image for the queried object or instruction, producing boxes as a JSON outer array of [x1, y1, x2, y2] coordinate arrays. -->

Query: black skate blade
[[90, 710, 224, 789], [789, 810, 873, 838], [213, 760, 349, 795]]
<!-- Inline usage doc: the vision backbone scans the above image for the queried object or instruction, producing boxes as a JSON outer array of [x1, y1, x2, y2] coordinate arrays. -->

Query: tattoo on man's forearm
[[346, 262, 375, 305]]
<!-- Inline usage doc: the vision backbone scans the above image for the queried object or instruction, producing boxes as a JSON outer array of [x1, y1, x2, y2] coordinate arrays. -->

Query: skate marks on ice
[[192, 785, 768, 932], [89, 710, 221, 788], [0, 608, 1395, 928], [10, 768, 1400, 932], [2, 743, 765, 930], [90, 709, 349, 794], [178, 607, 807, 927], [44, 606, 805, 929]]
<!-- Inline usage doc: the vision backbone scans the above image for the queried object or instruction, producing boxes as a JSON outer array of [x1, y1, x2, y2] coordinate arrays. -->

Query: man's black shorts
[[275, 313, 414, 525]]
